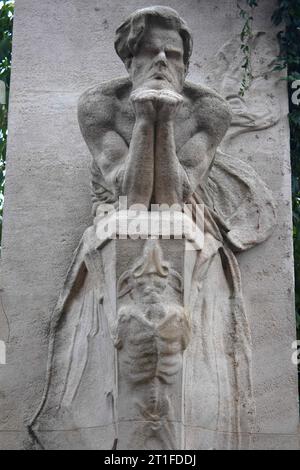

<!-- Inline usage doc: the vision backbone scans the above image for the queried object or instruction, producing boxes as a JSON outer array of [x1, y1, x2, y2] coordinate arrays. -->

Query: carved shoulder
[[78, 77, 131, 140], [184, 81, 232, 143]]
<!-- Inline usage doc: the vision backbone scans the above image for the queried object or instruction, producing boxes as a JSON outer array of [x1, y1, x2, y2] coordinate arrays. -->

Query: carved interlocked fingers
[[130, 88, 184, 122]]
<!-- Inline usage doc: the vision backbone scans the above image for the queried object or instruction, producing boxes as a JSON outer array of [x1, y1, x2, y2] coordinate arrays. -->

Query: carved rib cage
[[116, 306, 190, 385]]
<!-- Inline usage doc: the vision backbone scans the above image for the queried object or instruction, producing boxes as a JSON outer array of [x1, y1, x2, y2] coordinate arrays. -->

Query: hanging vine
[[237, 0, 259, 96]]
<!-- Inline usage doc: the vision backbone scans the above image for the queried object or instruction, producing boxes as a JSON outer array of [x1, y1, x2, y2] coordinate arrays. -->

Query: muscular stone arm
[[78, 87, 155, 208], [155, 127, 219, 204], [179, 94, 232, 195], [78, 85, 232, 209], [154, 91, 232, 204], [122, 118, 154, 207], [154, 119, 188, 205], [177, 131, 217, 197]]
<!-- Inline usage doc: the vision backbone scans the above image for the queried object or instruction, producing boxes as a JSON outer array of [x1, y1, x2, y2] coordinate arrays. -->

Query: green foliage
[[237, 0, 259, 96], [0, 0, 13, 245]]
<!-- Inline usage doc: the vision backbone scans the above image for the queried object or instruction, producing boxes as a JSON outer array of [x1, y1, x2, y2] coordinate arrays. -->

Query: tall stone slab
[[0, 0, 298, 450]]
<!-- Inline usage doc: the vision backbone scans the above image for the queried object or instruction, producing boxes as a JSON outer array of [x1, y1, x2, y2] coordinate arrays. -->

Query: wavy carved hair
[[115, 6, 193, 71]]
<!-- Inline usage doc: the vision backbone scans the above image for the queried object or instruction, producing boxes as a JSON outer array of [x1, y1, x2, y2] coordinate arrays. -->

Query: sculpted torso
[[115, 303, 190, 385], [78, 23, 232, 207]]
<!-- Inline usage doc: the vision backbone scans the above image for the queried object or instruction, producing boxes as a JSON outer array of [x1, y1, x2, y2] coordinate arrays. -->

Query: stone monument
[[0, 0, 298, 450], [27, 5, 277, 449]]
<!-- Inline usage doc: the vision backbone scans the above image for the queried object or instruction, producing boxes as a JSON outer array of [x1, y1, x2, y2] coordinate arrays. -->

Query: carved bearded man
[[30, 7, 276, 450]]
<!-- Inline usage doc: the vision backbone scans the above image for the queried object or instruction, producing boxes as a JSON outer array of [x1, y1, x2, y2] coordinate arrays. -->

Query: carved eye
[[165, 50, 182, 61], [142, 47, 158, 59]]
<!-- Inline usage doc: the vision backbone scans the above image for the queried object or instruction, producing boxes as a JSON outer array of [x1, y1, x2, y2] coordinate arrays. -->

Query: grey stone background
[[0, 0, 298, 449]]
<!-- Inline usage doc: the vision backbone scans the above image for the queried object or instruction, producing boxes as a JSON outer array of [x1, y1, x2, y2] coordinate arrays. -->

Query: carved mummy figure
[[114, 240, 190, 449], [115, 241, 190, 382]]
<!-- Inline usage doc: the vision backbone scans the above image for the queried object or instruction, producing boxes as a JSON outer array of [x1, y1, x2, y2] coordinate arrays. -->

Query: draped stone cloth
[[29, 149, 276, 450]]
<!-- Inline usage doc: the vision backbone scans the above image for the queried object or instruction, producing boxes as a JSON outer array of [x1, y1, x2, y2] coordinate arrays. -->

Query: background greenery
[[0, 0, 299, 387], [0, 0, 13, 245]]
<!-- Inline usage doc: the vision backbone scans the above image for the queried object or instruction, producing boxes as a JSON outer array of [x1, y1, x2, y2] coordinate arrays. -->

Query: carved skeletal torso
[[115, 302, 190, 385]]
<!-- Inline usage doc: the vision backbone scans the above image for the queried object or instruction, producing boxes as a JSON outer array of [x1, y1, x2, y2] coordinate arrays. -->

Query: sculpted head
[[115, 6, 193, 92], [117, 240, 183, 304]]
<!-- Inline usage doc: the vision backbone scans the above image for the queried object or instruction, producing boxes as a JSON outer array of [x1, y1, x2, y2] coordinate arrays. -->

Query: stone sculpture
[[115, 240, 190, 449], [29, 6, 276, 450]]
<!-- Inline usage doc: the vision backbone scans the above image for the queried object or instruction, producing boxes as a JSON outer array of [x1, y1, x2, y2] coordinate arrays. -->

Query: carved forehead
[[138, 25, 184, 52]]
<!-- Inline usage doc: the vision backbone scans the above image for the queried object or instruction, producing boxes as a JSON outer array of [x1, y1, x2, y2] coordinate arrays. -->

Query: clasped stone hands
[[130, 88, 183, 123]]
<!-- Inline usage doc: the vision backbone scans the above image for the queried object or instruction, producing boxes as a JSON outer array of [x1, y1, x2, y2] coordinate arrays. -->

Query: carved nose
[[155, 51, 167, 65]]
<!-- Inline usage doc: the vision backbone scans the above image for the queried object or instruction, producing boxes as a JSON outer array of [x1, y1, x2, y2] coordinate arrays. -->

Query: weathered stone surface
[[0, 0, 298, 450]]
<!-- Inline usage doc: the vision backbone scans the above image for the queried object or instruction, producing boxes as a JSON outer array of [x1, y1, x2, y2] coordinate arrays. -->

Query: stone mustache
[[29, 6, 276, 450]]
